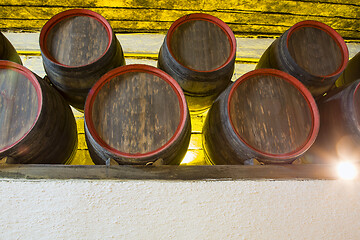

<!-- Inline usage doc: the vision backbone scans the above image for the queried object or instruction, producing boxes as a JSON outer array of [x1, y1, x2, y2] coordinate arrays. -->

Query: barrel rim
[[286, 20, 349, 79], [227, 68, 320, 160], [166, 13, 236, 73], [0, 60, 42, 153], [84, 64, 188, 158], [40, 9, 113, 69]]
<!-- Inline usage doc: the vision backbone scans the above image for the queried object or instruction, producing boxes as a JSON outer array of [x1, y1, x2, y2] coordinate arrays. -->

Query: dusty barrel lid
[[40, 9, 113, 68], [227, 69, 320, 162], [166, 13, 236, 73], [85, 64, 189, 163], [0, 61, 42, 153], [285, 20, 348, 81]]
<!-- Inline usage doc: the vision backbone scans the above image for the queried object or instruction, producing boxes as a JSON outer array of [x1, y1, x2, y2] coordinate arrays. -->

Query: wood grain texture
[[46, 16, 109, 66], [92, 71, 181, 154], [288, 27, 343, 76], [0, 68, 38, 149], [170, 20, 230, 71], [229, 74, 312, 155], [0, 0, 358, 40]]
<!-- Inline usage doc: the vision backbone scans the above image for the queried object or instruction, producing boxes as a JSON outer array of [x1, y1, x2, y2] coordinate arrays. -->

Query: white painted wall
[[1, 179, 360, 239]]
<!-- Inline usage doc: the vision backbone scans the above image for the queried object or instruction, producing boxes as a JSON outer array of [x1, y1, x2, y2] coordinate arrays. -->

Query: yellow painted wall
[[0, 0, 359, 40]]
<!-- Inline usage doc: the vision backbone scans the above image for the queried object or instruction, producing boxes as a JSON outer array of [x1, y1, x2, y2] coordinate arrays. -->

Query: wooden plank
[[0, 164, 350, 180], [0, 0, 358, 18], [294, 0, 357, 5], [0, 4, 358, 39], [0, 5, 356, 32]]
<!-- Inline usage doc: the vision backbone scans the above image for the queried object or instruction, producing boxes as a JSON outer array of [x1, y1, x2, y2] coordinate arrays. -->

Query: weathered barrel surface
[[158, 13, 236, 113], [0, 61, 77, 164], [335, 51, 360, 88], [40, 9, 125, 110], [85, 64, 191, 165], [203, 69, 319, 164], [306, 79, 360, 163], [256, 20, 348, 98], [0, 32, 22, 64]]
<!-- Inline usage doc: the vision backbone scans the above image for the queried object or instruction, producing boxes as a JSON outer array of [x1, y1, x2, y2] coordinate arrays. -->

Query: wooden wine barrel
[[40, 9, 125, 111], [203, 69, 320, 164], [158, 13, 236, 113], [0, 61, 77, 164], [0, 32, 22, 64], [335, 51, 360, 88], [84, 64, 191, 165], [305, 79, 360, 163], [256, 20, 348, 98]]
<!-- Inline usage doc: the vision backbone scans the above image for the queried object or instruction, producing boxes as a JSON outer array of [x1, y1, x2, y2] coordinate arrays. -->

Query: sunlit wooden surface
[[0, 0, 359, 40]]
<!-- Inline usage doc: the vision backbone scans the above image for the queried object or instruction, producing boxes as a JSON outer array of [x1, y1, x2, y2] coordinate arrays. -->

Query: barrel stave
[[0, 62, 77, 164], [40, 9, 125, 111], [256, 21, 348, 98], [158, 13, 236, 113]]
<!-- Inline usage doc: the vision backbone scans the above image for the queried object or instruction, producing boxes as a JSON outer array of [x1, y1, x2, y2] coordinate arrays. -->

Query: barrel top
[[40, 9, 112, 67], [286, 20, 348, 78], [228, 69, 319, 158], [167, 13, 236, 72], [85, 64, 187, 157], [0, 61, 41, 153]]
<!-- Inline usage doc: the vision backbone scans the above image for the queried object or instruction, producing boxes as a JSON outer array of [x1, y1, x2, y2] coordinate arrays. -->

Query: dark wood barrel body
[[305, 80, 360, 163], [203, 69, 319, 164], [158, 13, 236, 113], [0, 61, 77, 164], [40, 9, 125, 111], [256, 20, 348, 98], [0, 32, 22, 64], [85, 64, 191, 165], [335, 51, 360, 88]]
